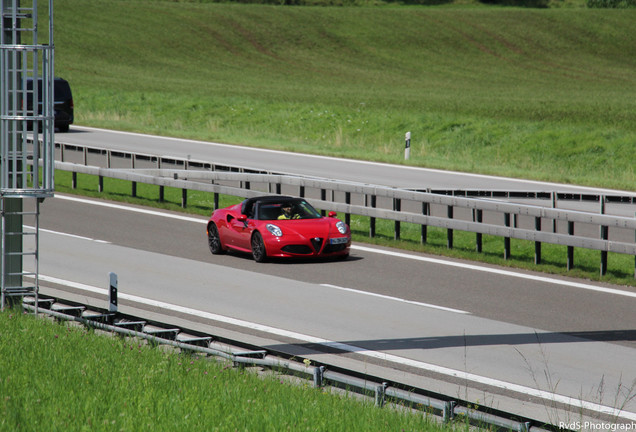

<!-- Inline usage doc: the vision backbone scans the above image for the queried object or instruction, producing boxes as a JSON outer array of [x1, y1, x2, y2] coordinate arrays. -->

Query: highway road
[[29, 127, 636, 427]]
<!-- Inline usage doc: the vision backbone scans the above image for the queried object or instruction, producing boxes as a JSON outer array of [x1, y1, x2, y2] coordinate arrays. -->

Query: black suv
[[26, 77, 74, 132]]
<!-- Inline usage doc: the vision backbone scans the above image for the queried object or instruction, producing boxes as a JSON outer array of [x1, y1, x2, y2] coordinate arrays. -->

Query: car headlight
[[336, 221, 347, 235], [266, 224, 283, 237]]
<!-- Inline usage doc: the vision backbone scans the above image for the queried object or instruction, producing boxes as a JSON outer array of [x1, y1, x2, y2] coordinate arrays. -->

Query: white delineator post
[[404, 131, 411, 160]]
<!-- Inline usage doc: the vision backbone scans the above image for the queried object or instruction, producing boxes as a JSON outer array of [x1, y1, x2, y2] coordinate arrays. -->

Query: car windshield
[[257, 200, 321, 220]]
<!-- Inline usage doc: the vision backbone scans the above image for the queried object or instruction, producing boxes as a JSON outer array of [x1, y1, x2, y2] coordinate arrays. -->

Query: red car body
[[206, 196, 351, 262]]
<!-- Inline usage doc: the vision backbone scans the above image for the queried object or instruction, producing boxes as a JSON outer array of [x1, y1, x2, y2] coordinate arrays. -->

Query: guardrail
[[51, 141, 636, 277], [22, 293, 551, 432]]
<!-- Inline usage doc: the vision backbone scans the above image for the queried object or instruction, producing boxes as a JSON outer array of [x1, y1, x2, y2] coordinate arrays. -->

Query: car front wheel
[[251, 232, 267, 263], [208, 223, 225, 255]]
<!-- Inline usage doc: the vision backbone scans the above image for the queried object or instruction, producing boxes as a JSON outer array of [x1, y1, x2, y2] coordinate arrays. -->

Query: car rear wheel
[[251, 232, 267, 263], [207, 223, 225, 255]]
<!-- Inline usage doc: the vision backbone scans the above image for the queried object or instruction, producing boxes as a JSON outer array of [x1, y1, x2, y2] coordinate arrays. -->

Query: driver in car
[[278, 203, 300, 220]]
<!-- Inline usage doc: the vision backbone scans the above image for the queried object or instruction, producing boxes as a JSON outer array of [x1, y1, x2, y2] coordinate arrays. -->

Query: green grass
[[50, 1, 636, 191], [55, 170, 636, 286], [0, 309, 449, 431]]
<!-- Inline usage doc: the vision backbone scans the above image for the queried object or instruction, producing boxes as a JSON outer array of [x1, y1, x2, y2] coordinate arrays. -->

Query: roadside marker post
[[109, 272, 118, 313], [404, 132, 411, 160]]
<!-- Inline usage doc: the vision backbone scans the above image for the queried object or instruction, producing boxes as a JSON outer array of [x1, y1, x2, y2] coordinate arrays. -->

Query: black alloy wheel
[[251, 232, 267, 263], [208, 223, 225, 255]]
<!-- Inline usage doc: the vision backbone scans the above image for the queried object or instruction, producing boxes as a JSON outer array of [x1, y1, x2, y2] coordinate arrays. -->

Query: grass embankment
[[0, 310, 447, 431], [53, 1, 636, 191]]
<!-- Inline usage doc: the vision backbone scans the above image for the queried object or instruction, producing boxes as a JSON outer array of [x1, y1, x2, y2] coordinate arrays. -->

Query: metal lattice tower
[[1, 0, 55, 311]]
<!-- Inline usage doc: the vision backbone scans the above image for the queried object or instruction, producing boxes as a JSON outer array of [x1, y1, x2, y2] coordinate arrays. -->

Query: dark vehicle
[[26, 77, 74, 132]]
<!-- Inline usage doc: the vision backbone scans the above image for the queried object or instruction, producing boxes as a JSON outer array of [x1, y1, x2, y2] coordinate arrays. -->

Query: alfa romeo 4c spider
[[206, 196, 351, 262]]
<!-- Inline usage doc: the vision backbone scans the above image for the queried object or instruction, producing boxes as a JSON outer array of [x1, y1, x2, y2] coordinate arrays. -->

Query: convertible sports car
[[206, 196, 351, 262]]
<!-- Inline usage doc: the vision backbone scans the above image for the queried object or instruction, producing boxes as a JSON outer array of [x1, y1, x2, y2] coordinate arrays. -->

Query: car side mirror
[[328, 211, 337, 218], [238, 215, 247, 222]]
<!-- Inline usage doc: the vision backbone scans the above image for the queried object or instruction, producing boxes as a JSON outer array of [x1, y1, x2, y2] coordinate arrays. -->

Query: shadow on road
[[265, 329, 636, 356]]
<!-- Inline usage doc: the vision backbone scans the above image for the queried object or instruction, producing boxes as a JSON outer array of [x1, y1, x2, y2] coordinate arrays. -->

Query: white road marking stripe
[[351, 245, 636, 299], [320, 283, 469, 314], [56, 193, 636, 299], [24, 225, 110, 244], [56, 194, 206, 223], [38, 273, 636, 421]]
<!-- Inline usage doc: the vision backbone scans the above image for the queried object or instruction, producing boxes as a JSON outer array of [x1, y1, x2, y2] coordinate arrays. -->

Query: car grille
[[310, 237, 324, 252], [281, 245, 313, 255]]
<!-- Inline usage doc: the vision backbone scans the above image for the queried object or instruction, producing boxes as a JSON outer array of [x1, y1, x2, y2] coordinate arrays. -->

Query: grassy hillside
[[54, 1, 636, 190]]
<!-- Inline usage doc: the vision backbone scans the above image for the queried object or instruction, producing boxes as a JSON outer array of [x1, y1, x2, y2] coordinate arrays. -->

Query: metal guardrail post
[[475, 209, 483, 253], [534, 216, 542, 265], [504, 213, 511, 260], [422, 201, 429, 244], [320, 189, 326, 217], [443, 400, 456, 422], [369, 195, 376, 238], [393, 198, 401, 240], [567, 221, 575, 271], [374, 382, 387, 407], [600, 195, 608, 276], [552, 192, 557, 233], [447, 205, 454, 249], [312, 365, 324, 388]]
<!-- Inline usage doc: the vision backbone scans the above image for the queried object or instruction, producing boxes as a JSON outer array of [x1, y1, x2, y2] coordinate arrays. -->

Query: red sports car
[[206, 196, 351, 262]]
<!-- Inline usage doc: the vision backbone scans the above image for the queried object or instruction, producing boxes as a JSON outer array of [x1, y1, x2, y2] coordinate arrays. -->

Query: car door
[[227, 214, 252, 251]]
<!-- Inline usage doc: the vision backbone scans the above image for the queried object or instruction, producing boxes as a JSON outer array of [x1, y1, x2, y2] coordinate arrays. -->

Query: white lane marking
[[38, 273, 636, 421], [55, 193, 636, 300], [24, 225, 110, 244], [56, 194, 207, 224], [352, 245, 636, 300], [320, 283, 469, 314]]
